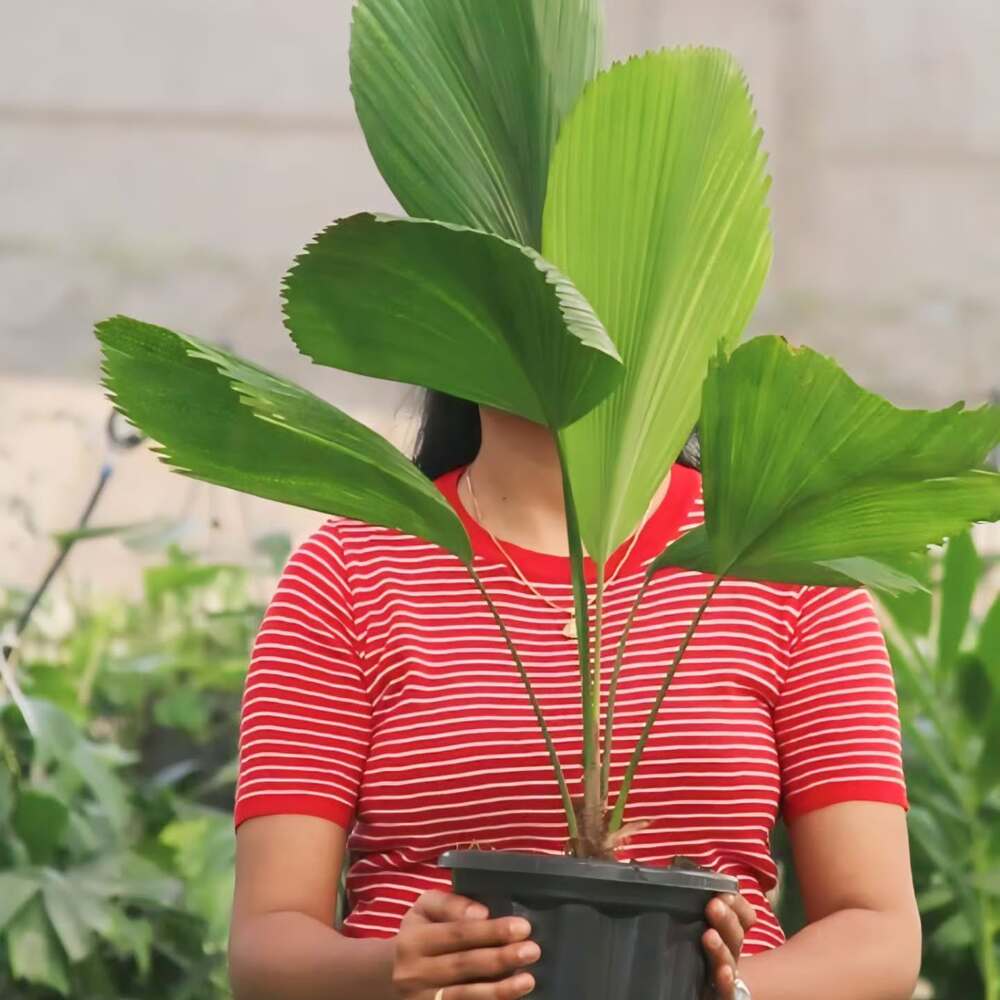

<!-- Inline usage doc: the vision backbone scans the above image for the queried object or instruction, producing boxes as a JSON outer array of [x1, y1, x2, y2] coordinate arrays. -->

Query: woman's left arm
[[706, 799, 921, 1000]]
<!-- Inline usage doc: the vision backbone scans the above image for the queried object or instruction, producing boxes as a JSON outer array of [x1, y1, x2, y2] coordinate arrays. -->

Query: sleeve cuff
[[781, 780, 910, 824], [234, 794, 355, 832]]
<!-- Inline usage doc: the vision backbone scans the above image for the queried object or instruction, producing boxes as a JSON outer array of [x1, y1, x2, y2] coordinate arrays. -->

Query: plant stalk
[[608, 574, 723, 833], [470, 568, 578, 842], [553, 441, 595, 786], [601, 567, 655, 800], [579, 565, 606, 851]]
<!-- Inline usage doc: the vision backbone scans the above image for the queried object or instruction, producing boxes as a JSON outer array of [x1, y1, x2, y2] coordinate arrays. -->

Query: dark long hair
[[411, 390, 701, 480]]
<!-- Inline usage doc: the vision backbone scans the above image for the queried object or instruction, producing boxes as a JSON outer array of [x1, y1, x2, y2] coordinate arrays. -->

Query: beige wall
[[3, 1, 999, 593]]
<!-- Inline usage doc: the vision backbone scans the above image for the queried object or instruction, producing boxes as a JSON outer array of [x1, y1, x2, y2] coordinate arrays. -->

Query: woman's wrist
[[231, 910, 398, 1000], [735, 956, 758, 999]]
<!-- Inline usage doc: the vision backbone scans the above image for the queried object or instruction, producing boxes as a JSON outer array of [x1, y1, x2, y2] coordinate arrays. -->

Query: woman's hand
[[392, 890, 540, 1000], [701, 891, 756, 999]]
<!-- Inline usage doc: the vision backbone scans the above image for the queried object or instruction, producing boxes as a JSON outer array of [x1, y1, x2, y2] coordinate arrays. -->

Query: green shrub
[[0, 537, 285, 998], [774, 534, 1000, 998]]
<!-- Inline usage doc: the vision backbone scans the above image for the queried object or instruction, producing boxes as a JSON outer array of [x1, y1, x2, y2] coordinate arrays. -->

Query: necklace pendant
[[562, 615, 578, 639]]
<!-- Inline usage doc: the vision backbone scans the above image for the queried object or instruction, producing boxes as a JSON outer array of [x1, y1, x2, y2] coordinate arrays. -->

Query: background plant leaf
[[954, 653, 993, 727], [12, 791, 69, 865], [977, 703, 1000, 794], [40, 870, 113, 965], [0, 875, 39, 933], [6, 895, 70, 996], [96, 316, 471, 563], [0, 769, 12, 827], [29, 700, 130, 834], [50, 518, 178, 549], [978, 593, 1000, 677], [877, 550, 934, 636], [350, 0, 603, 247], [938, 531, 981, 669], [160, 810, 234, 954], [282, 214, 622, 429], [71, 853, 182, 909], [657, 336, 1000, 585], [544, 47, 773, 562], [251, 532, 292, 574], [930, 910, 975, 950]]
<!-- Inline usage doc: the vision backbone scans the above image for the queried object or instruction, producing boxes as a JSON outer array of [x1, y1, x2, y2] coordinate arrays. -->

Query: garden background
[[1, 1, 998, 997]]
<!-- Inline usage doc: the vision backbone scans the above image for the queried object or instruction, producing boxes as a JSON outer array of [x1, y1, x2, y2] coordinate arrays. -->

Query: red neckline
[[433, 463, 701, 584]]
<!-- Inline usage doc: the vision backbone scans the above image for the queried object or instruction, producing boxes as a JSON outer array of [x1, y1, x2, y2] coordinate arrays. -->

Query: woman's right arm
[[229, 814, 540, 1000]]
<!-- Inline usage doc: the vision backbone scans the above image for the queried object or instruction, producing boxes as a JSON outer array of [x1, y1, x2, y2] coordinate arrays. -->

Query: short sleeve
[[234, 520, 371, 831], [774, 586, 909, 823]]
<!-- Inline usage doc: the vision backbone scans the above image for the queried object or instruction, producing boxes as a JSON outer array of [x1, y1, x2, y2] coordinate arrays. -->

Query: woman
[[229, 392, 922, 1000]]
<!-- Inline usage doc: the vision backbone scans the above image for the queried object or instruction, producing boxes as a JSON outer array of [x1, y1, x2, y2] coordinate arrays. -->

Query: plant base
[[439, 850, 739, 1000]]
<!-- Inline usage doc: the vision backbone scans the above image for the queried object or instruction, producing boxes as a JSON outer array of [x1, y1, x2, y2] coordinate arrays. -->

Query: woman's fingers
[[706, 940, 736, 1000], [725, 892, 757, 932], [418, 915, 533, 957], [396, 892, 539, 999], [394, 910, 539, 998], [701, 892, 755, 999], [426, 937, 540, 987], [411, 890, 490, 925], [706, 894, 749, 955], [436, 970, 536, 1000], [701, 931, 736, 986]]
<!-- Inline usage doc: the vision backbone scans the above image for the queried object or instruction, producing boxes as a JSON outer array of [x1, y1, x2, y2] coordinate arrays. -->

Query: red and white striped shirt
[[234, 462, 909, 954]]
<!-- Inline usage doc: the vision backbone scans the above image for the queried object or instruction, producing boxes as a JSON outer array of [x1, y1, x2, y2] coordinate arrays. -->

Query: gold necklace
[[460, 467, 659, 639]]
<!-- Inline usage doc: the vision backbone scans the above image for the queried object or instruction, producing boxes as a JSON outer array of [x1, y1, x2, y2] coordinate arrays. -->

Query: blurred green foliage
[[881, 534, 1000, 1000], [0, 533, 290, 998], [775, 533, 1000, 999]]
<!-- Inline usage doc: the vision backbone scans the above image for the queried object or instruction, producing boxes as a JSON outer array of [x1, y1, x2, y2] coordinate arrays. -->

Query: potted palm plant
[[93, 1, 1000, 997]]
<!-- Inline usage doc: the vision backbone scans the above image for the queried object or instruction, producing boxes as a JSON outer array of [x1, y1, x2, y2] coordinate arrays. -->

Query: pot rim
[[438, 849, 739, 895]]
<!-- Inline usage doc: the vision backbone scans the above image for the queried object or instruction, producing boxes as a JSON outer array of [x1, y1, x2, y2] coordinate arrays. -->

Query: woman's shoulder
[[283, 512, 464, 593]]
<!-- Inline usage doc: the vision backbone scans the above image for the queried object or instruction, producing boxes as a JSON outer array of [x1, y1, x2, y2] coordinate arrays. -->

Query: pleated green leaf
[[282, 214, 622, 430], [95, 316, 471, 562], [655, 336, 1000, 588], [544, 48, 773, 562], [662, 526, 927, 594], [350, 0, 603, 247]]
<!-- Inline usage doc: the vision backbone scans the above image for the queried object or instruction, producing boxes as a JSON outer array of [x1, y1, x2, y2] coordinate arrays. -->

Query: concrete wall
[[3, 1, 999, 593]]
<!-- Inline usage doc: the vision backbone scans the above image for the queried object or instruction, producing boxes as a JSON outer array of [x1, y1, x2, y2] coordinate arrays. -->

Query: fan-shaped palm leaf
[[95, 316, 471, 562], [544, 48, 773, 563], [350, 0, 603, 248], [281, 213, 622, 430], [656, 336, 1000, 587]]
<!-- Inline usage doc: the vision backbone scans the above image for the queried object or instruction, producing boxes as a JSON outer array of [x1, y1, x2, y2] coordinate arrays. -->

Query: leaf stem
[[469, 568, 578, 841], [601, 567, 655, 801], [608, 574, 723, 832], [554, 438, 593, 776], [581, 564, 605, 845]]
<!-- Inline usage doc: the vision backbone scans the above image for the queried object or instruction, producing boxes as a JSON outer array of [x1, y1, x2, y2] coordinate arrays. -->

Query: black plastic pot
[[439, 850, 738, 1000]]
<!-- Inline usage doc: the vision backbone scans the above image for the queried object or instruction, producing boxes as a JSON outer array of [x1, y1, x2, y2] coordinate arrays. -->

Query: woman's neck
[[461, 407, 670, 559]]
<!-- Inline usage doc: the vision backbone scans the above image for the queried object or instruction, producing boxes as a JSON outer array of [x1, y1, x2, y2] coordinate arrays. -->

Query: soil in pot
[[439, 850, 739, 1000]]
